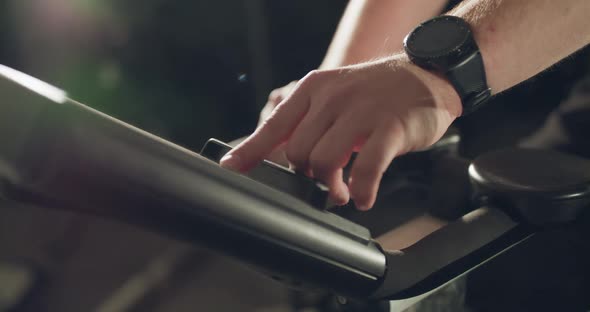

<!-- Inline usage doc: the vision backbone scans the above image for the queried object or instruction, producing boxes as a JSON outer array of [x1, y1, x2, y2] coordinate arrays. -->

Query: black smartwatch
[[404, 15, 491, 115]]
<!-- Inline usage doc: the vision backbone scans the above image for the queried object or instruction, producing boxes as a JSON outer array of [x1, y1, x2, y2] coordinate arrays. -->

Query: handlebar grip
[[0, 69, 386, 297]]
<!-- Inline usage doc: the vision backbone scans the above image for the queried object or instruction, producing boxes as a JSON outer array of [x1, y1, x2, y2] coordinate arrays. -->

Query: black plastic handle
[[373, 207, 533, 299], [200, 139, 330, 209]]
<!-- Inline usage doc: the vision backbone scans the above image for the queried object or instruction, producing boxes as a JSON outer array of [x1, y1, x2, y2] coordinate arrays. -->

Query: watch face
[[405, 16, 471, 59]]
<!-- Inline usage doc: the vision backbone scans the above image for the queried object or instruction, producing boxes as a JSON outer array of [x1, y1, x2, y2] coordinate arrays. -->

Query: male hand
[[221, 55, 462, 210]]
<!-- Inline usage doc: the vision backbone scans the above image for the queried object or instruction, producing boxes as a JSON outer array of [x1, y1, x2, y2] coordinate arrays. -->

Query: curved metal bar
[[371, 206, 534, 300]]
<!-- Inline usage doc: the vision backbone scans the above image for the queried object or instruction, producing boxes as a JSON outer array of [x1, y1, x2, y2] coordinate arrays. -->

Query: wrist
[[395, 53, 463, 118]]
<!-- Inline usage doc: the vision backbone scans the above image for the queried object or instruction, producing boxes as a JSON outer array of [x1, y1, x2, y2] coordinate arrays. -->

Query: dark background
[[0, 1, 346, 151], [0, 1, 588, 311]]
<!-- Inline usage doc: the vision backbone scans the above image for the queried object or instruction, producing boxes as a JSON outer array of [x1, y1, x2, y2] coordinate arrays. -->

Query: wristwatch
[[404, 15, 492, 115]]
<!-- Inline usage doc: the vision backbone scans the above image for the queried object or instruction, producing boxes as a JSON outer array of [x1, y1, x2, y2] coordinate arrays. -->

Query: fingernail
[[220, 154, 241, 171], [333, 195, 348, 206], [355, 202, 372, 211]]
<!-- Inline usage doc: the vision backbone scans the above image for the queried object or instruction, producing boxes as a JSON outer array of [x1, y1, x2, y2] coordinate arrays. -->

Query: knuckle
[[268, 89, 282, 102], [307, 69, 321, 78], [301, 70, 322, 86]]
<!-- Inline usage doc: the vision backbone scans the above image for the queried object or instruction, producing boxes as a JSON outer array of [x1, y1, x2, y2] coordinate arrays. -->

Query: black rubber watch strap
[[445, 50, 492, 115]]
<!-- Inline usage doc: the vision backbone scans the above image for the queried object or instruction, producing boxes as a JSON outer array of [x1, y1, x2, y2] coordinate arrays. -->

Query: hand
[[221, 55, 462, 210]]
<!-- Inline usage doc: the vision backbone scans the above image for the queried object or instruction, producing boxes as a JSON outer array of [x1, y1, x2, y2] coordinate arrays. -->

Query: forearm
[[319, 0, 448, 69], [451, 0, 590, 93]]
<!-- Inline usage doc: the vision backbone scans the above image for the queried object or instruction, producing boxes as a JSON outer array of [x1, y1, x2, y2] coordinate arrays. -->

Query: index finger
[[220, 89, 310, 172]]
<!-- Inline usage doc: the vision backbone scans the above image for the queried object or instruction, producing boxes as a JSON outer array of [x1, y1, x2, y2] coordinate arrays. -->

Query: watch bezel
[[404, 15, 477, 70]]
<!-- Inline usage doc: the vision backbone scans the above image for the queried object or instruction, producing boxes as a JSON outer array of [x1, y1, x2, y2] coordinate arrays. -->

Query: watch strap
[[445, 50, 492, 115]]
